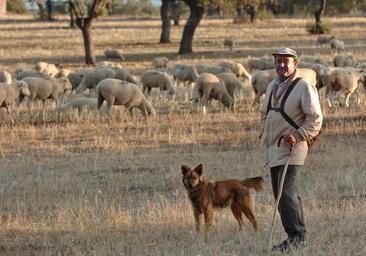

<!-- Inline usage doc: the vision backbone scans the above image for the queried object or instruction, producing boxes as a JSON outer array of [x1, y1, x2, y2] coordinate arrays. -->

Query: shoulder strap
[[266, 90, 273, 114], [279, 77, 301, 129]]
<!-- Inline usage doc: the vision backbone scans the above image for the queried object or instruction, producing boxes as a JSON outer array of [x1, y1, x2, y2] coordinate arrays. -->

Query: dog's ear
[[194, 163, 204, 176], [181, 165, 191, 175]]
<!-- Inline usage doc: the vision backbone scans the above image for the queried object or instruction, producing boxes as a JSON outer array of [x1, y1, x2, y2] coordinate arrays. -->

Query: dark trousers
[[270, 165, 306, 239]]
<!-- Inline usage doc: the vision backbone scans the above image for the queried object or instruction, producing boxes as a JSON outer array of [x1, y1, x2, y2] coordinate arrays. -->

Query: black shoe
[[272, 237, 307, 253]]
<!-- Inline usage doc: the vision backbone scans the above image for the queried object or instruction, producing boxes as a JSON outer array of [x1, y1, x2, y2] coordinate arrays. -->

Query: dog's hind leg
[[230, 203, 244, 231], [241, 206, 258, 231]]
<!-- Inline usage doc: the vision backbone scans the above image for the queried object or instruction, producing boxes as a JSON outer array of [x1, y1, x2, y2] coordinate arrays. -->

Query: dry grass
[[0, 14, 366, 255]]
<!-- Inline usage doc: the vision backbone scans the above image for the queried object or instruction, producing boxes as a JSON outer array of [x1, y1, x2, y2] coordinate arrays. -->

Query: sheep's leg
[[5, 105, 14, 127], [250, 93, 261, 110], [344, 92, 352, 108], [326, 87, 333, 108]]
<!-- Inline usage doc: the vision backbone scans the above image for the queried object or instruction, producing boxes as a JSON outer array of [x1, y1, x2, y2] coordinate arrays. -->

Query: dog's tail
[[241, 177, 264, 192]]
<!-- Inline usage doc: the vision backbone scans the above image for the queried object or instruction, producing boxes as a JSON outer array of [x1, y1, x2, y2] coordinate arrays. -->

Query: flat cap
[[272, 47, 297, 58]]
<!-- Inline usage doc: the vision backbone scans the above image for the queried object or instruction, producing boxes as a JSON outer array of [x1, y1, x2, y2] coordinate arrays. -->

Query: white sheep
[[96, 78, 156, 118], [333, 55, 355, 67], [172, 64, 199, 100], [224, 38, 235, 52], [140, 70, 176, 98], [216, 72, 244, 100], [21, 77, 72, 111], [217, 60, 251, 84], [317, 35, 335, 44], [152, 57, 169, 69], [16, 70, 51, 80], [0, 71, 12, 84], [355, 63, 366, 70], [57, 67, 71, 78], [250, 68, 318, 108], [195, 64, 232, 75], [34, 62, 59, 77], [330, 39, 345, 54], [0, 81, 30, 126], [104, 48, 125, 61], [67, 68, 93, 90], [65, 97, 108, 115], [192, 73, 234, 113], [299, 55, 328, 66], [246, 57, 275, 72], [96, 61, 123, 68], [76, 67, 139, 94]]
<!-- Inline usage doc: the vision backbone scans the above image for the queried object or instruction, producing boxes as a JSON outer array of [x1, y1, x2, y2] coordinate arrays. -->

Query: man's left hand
[[283, 132, 297, 145]]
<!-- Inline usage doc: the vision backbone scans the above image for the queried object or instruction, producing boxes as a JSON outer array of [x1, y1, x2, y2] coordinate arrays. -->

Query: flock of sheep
[[1, 35, 366, 126]]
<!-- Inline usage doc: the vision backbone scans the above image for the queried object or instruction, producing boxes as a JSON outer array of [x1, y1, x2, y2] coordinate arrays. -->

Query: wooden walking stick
[[268, 136, 294, 256]]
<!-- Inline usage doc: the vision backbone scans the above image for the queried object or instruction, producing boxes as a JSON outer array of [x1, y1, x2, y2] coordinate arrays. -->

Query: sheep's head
[[16, 81, 30, 97], [59, 77, 73, 92]]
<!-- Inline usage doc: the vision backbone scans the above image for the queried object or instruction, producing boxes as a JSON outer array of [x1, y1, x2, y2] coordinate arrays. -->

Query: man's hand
[[283, 132, 297, 145]]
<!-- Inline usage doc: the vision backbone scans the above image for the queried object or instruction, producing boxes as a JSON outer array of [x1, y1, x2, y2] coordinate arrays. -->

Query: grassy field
[[0, 14, 366, 255]]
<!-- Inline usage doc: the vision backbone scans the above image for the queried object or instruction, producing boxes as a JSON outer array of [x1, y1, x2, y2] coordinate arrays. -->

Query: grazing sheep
[[172, 64, 199, 99], [250, 68, 318, 108], [246, 57, 275, 72], [0, 71, 12, 84], [76, 67, 138, 94], [22, 77, 72, 110], [140, 70, 176, 98], [300, 55, 328, 66], [17, 70, 51, 80], [224, 38, 235, 52], [297, 62, 317, 69], [317, 35, 335, 44], [0, 81, 30, 126], [330, 39, 345, 53], [15, 67, 31, 77], [67, 68, 93, 91], [217, 60, 251, 84], [65, 97, 108, 115], [96, 78, 156, 118], [355, 62, 366, 70], [333, 55, 355, 67], [35, 62, 59, 77], [192, 73, 234, 113], [57, 67, 71, 78], [104, 48, 125, 61], [96, 61, 123, 68], [152, 57, 169, 69], [195, 64, 232, 75], [216, 72, 244, 100]]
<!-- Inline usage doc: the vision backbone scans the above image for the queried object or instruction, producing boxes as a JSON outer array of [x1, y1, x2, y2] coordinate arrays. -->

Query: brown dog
[[181, 163, 264, 240]]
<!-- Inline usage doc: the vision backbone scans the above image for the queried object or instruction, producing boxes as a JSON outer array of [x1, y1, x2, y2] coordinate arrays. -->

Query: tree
[[160, 0, 171, 43], [178, 0, 204, 54], [314, 0, 326, 33], [69, 0, 105, 64]]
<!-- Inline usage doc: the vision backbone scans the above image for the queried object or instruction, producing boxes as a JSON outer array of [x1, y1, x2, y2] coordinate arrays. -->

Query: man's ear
[[181, 165, 191, 175], [194, 163, 204, 176]]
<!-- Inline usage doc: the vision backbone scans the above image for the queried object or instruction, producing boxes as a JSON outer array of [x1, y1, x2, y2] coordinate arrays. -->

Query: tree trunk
[[178, 0, 204, 54], [46, 0, 53, 21], [75, 18, 96, 65], [245, 4, 256, 23], [69, 1, 75, 28], [160, 0, 171, 43], [314, 0, 327, 33], [36, 2, 45, 19]]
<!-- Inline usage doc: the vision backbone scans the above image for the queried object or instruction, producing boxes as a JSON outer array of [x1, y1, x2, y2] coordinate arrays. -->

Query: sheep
[[57, 67, 71, 78], [65, 97, 108, 115], [96, 61, 123, 68], [195, 64, 232, 75], [16, 70, 51, 80], [330, 38, 345, 54], [224, 37, 235, 52], [216, 72, 244, 100], [317, 35, 335, 44], [96, 78, 156, 118], [76, 67, 139, 94], [140, 70, 176, 99], [297, 62, 317, 69], [250, 68, 318, 108], [246, 57, 275, 72], [217, 60, 251, 84], [172, 64, 199, 100], [104, 48, 125, 61], [192, 73, 234, 113], [67, 68, 93, 90], [333, 55, 356, 67], [0, 71, 12, 84], [152, 57, 169, 69], [34, 62, 59, 77], [355, 63, 366, 70], [299, 55, 328, 66], [21, 77, 72, 111], [0, 81, 30, 126]]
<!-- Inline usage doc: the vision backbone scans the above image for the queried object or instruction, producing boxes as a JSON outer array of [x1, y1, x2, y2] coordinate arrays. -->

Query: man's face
[[274, 56, 297, 79]]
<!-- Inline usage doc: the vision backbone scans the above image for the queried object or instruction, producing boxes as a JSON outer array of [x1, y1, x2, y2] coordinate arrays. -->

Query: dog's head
[[181, 164, 204, 190]]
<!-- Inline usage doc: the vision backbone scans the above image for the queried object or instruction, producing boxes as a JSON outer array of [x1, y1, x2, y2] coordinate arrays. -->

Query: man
[[259, 48, 323, 252]]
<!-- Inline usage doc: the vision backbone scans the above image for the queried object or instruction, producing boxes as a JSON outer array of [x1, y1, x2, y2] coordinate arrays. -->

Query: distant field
[[0, 15, 365, 255]]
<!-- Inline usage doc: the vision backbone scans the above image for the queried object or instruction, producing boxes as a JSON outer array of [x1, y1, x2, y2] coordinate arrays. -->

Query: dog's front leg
[[193, 208, 201, 232], [204, 206, 213, 241]]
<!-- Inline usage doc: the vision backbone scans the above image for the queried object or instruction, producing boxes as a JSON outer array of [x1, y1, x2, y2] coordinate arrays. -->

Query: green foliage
[[7, 0, 28, 14], [306, 20, 332, 35], [111, 0, 160, 16]]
